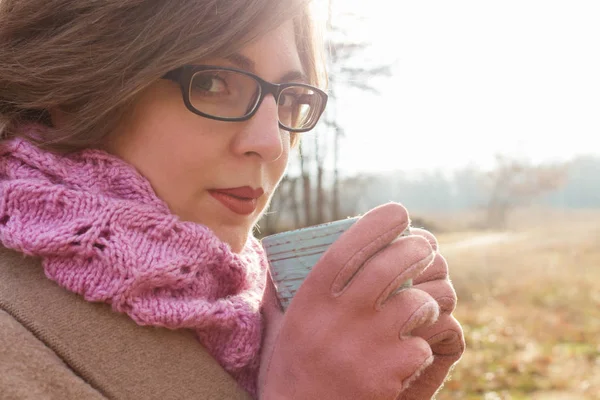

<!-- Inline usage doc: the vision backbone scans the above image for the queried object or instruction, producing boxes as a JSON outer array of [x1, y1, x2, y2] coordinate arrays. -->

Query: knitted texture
[[0, 127, 269, 396]]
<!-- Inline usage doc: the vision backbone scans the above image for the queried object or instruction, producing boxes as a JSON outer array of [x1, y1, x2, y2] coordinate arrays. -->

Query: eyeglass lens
[[188, 69, 323, 130]]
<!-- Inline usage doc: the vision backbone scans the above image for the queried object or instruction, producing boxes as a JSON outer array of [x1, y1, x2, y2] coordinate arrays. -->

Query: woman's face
[[104, 21, 303, 252]]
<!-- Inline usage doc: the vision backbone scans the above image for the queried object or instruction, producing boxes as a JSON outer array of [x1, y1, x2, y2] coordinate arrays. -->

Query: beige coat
[[0, 247, 253, 400]]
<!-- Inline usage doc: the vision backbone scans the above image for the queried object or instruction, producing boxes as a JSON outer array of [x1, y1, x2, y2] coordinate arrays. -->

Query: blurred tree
[[257, 0, 392, 233], [484, 154, 568, 228], [544, 155, 600, 208], [323, 0, 391, 221]]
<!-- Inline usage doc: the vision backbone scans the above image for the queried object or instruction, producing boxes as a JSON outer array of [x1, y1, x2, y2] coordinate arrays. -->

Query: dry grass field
[[430, 208, 600, 399]]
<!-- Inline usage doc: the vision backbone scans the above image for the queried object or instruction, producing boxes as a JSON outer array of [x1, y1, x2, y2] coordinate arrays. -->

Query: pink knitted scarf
[[0, 128, 268, 396]]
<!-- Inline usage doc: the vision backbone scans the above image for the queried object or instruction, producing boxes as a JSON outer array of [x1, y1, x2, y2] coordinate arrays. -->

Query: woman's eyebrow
[[224, 53, 255, 72], [224, 52, 308, 84], [278, 70, 309, 84]]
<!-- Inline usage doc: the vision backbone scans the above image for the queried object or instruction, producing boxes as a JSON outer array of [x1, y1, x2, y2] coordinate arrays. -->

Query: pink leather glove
[[397, 228, 465, 399], [258, 203, 464, 399]]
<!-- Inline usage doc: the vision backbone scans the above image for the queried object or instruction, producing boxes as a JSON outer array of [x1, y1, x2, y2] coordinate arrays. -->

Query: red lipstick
[[208, 186, 264, 215]]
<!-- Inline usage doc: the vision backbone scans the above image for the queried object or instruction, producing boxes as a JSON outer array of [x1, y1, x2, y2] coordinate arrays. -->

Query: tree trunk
[[289, 177, 301, 227], [315, 131, 325, 223], [299, 142, 312, 226], [332, 125, 340, 220], [316, 165, 325, 223]]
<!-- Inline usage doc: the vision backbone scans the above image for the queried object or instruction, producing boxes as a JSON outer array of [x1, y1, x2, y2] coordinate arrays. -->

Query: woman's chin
[[212, 226, 252, 253]]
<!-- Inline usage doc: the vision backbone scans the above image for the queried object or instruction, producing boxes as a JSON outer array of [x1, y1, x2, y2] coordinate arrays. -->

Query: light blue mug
[[262, 217, 412, 310]]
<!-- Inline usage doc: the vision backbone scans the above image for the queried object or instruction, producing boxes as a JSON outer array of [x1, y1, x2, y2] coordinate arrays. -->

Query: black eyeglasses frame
[[162, 65, 328, 133]]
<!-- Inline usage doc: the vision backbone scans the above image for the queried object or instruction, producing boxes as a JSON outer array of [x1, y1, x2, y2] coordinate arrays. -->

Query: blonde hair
[[0, 0, 326, 150]]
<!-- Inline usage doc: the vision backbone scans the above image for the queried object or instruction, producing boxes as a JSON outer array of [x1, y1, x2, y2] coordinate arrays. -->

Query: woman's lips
[[208, 187, 263, 215]]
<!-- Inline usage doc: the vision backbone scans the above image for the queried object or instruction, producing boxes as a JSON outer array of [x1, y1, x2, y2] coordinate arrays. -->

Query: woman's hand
[[397, 228, 465, 399], [258, 203, 464, 400]]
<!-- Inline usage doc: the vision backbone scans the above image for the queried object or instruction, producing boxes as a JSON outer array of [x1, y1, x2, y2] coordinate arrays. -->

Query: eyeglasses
[[162, 65, 328, 133]]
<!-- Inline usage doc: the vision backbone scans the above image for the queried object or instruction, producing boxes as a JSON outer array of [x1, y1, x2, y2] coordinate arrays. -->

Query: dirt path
[[442, 232, 528, 251], [530, 392, 590, 400]]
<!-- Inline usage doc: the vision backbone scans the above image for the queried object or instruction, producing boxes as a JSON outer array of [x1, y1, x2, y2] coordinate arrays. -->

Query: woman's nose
[[232, 94, 286, 162]]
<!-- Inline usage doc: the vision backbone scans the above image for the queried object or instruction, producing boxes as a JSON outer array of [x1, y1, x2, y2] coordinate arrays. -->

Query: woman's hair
[[0, 0, 326, 150]]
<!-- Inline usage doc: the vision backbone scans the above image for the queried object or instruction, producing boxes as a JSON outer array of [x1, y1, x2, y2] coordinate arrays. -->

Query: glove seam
[[330, 220, 410, 296]]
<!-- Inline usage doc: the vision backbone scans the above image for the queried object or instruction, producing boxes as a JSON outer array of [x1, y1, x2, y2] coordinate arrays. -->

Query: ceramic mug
[[262, 217, 412, 310]]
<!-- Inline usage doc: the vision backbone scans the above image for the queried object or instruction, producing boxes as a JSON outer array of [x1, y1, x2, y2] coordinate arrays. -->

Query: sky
[[314, 0, 600, 175]]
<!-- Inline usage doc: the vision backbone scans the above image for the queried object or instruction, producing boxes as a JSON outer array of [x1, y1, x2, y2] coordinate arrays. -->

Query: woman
[[0, 0, 464, 399]]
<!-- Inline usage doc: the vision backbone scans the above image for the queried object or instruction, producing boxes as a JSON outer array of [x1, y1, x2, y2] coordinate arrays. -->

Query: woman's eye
[[193, 75, 228, 94]]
